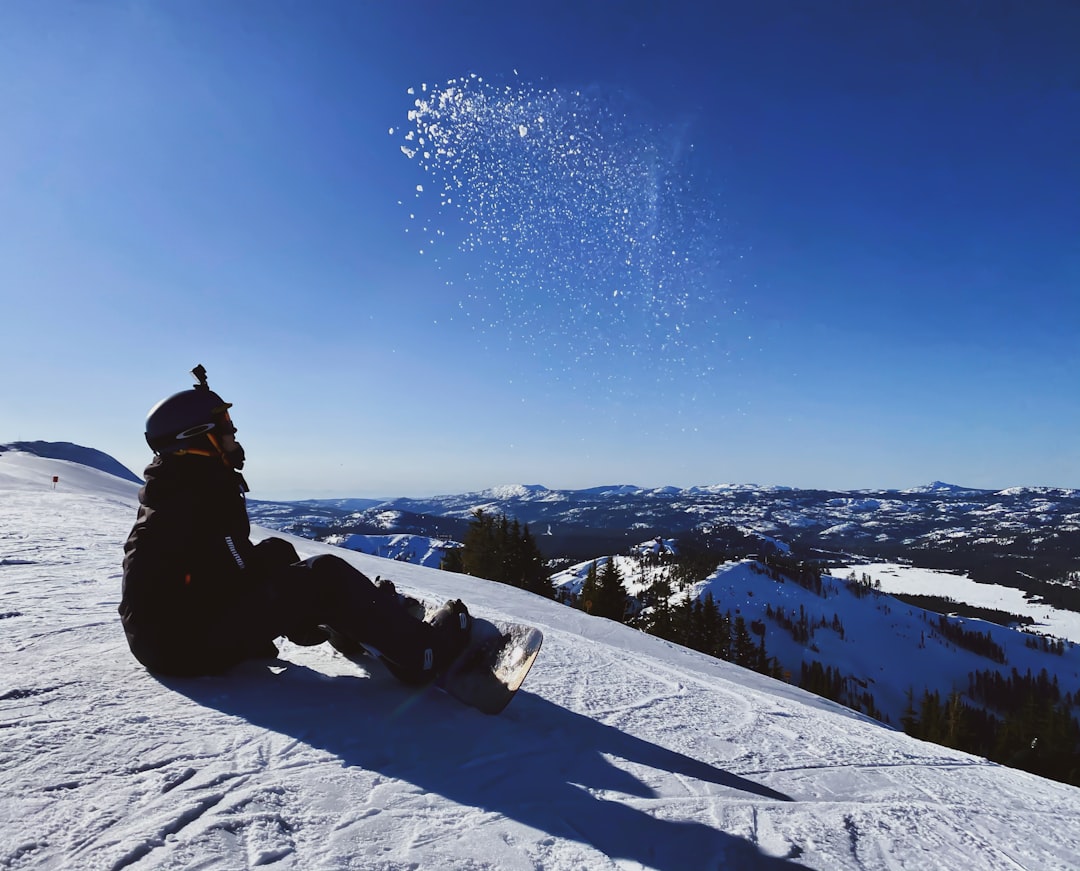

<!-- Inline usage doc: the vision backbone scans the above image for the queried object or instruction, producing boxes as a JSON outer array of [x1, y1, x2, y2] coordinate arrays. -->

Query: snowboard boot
[[378, 599, 472, 687], [426, 599, 473, 674], [376, 577, 426, 621]]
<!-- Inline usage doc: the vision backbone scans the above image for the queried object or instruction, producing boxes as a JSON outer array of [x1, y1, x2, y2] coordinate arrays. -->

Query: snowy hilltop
[[4, 448, 1080, 870]]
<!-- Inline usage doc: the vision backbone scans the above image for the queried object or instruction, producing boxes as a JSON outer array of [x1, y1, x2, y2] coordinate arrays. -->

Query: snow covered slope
[[0, 441, 142, 485], [843, 561, 1080, 644], [0, 447, 140, 501], [551, 552, 1080, 729], [325, 532, 460, 569], [4, 451, 1080, 870]]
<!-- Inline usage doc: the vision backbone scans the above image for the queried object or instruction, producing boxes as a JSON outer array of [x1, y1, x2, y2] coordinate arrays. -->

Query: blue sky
[[2, 1, 1077, 498]]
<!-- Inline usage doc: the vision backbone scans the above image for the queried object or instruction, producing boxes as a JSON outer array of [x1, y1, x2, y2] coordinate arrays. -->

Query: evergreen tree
[[686, 598, 705, 652], [671, 593, 695, 646], [461, 509, 499, 581], [580, 561, 600, 615], [518, 523, 554, 597], [637, 577, 676, 640], [457, 509, 553, 597], [945, 691, 967, 749], [440, 546, 464, 574], [920, 690, 943, 744], [717, 611, 732, 662], [732, 615, 757, 668], [700, 594, 721, 657], [901, 687, 918, 735], [596, 558, 628, 622]]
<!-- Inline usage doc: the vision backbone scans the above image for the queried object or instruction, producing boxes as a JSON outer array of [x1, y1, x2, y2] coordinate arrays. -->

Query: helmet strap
[[207, 431, 247, 476], [171, 434, 228, 465], [173, 446, 215, 459], [170, 433, 249, 491]]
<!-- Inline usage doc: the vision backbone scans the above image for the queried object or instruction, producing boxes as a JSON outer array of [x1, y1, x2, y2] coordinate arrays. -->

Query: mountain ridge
[[251, 477, 1080, 591]]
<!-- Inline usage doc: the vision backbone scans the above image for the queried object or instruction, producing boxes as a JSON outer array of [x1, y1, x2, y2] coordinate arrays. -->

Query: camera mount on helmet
[[192, 364, 210, 391]]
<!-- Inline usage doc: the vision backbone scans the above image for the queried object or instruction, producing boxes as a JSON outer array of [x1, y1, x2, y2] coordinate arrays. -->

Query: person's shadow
[[162, 658, 811, 870]]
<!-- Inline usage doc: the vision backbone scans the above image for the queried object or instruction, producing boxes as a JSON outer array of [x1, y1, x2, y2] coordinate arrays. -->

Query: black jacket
[[120, 454, 272, 674]]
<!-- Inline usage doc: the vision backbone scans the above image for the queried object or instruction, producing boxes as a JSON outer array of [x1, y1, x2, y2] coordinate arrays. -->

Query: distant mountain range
[[6, 441, 1075, 592], [248, 480, 1080, 590]]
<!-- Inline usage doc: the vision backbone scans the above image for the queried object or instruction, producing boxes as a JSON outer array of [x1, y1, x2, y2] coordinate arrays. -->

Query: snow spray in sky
[[393, 73, 741, 393]]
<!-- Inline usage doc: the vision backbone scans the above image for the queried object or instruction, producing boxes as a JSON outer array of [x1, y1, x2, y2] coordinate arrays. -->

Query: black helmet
[[144, 365, 235, 456]]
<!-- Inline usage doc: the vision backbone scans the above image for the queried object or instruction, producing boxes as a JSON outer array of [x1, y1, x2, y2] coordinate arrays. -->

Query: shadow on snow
[[162, 658, 809, 871]]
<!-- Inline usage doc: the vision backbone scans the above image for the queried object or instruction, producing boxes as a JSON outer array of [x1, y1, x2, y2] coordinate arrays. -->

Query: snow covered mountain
[[4, 448, 1080, 869], [249, 477, 1080, 590]]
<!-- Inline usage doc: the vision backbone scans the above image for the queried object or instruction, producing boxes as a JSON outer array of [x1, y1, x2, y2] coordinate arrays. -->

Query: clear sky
[[2, 1, 1077, 498]]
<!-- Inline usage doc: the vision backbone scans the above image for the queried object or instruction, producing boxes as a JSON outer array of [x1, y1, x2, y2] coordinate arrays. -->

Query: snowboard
[[332, 590, 543, 715], [436, 615, 544, 715]]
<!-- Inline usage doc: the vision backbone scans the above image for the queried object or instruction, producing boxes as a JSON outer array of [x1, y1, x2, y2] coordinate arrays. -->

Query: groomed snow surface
[[4, 451, 1080, 870]]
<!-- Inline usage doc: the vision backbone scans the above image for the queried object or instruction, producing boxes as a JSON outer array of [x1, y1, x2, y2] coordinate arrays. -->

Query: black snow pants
[[242, 548, 442, 683]]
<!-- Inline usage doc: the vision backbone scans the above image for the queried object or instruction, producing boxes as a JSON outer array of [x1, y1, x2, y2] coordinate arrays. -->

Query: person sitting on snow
[[119, 365, 471, 681]]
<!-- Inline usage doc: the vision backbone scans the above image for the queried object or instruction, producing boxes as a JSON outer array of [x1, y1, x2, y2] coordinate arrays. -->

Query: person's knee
[[253, 536, 301, 569], [306, 553, 347, 572], [308, 554, 372, 585], [302, 555, 379, 612]]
